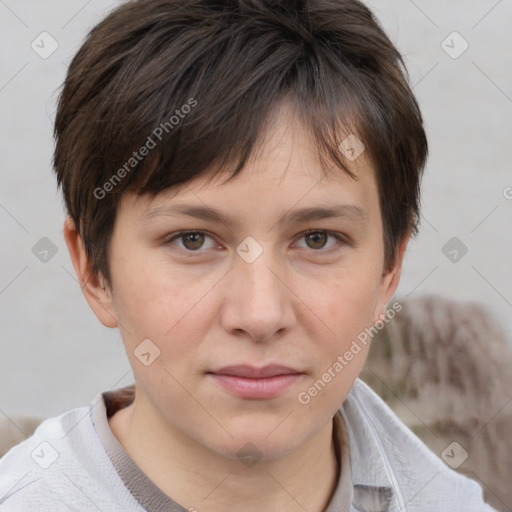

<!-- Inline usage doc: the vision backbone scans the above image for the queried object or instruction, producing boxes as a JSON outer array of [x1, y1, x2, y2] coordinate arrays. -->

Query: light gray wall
[[1, 0, 511, 418]]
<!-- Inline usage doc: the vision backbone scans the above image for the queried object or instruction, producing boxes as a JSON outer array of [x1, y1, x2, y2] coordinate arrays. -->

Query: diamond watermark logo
[[442, 441, 468, 469], [441, 32, 469, 59], [31, 441, 59, 469], [442, 237, 468, 263], [134, 338, 161, 366], [32, 237, 58, 263], [236, 236, 263, 264], [31, 32, 59, 59], [339, 134, 366, 162], [237, 442, 263, 468]]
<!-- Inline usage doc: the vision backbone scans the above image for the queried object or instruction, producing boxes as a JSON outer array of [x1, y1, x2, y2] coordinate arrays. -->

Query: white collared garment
[[0, 379, 498, 511]]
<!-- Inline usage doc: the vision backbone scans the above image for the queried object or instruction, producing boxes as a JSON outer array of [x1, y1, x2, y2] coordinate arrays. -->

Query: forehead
[[122, 101, 379, 225]]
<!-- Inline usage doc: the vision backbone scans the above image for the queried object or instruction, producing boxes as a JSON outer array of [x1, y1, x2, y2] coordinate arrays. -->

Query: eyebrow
[[140, 203, 369, 227]]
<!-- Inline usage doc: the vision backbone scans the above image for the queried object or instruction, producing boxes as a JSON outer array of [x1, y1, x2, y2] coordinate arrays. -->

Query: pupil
[[184, 233, 204, 250], [307, 232, 327, 249]]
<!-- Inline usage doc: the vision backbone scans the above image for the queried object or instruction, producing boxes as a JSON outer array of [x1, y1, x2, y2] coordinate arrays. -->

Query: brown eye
[[166, 231, 216, 252], [304, 231, 328, 249], [181, 232, 205, 250], [296, 230, 346, 252]]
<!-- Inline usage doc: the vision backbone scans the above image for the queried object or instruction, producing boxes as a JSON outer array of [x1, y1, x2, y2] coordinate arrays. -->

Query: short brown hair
[[53, 0, 428, 289]]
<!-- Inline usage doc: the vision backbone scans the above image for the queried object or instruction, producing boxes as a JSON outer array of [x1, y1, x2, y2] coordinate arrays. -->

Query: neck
[[109, 397, 340, 512]]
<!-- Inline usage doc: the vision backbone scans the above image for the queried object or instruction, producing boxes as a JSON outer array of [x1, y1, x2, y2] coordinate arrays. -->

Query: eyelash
[[164, 229, 349, 254]]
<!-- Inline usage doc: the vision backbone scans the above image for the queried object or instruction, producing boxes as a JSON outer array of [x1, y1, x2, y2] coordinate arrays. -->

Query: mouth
[[206, 364, 305, 399]]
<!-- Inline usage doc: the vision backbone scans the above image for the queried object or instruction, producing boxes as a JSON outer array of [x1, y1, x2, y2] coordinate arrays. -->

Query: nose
[[218, 245, 296, 343]]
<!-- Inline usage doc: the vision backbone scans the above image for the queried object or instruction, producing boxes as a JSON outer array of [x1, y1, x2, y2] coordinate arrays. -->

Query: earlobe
[[63, 216, 118, 329]]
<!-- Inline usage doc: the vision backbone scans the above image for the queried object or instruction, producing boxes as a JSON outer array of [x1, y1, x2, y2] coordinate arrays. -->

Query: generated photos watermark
[[93, 98, 198, 200], [297, 301, 402, 405]]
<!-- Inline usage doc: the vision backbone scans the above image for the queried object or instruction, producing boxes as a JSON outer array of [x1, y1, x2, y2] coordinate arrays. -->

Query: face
[[69, 102, 405, 462]]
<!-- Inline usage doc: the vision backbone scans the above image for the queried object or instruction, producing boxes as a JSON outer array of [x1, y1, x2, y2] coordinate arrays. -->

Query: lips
[[207, 364, 304, 399], [208, 364, 302, 378]]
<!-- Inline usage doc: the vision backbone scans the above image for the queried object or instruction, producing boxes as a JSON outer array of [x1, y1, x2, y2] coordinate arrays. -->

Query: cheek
[[308, 276, 379, 391], [110, 260, 205, 357], [113, 252, 198, 326], [319, 273, 380, 344], [112, 262, 233, 386]]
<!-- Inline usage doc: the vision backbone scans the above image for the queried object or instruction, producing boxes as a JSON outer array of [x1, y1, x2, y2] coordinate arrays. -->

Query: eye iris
[[183, 232, 204, 250], [305, 232, 327, 249]]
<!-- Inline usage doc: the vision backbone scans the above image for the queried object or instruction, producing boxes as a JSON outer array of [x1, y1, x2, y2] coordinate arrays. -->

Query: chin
[[211, 427, 303, 465]]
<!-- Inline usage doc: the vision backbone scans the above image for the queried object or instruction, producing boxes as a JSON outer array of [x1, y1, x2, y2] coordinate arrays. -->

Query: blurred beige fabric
[[362, 294, 512, 512], [0, 415, 44, 458]]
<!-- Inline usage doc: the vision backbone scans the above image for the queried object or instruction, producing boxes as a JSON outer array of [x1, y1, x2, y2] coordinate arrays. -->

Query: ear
[[63, 216, 118, 328], [372, 232, 409, 324]]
